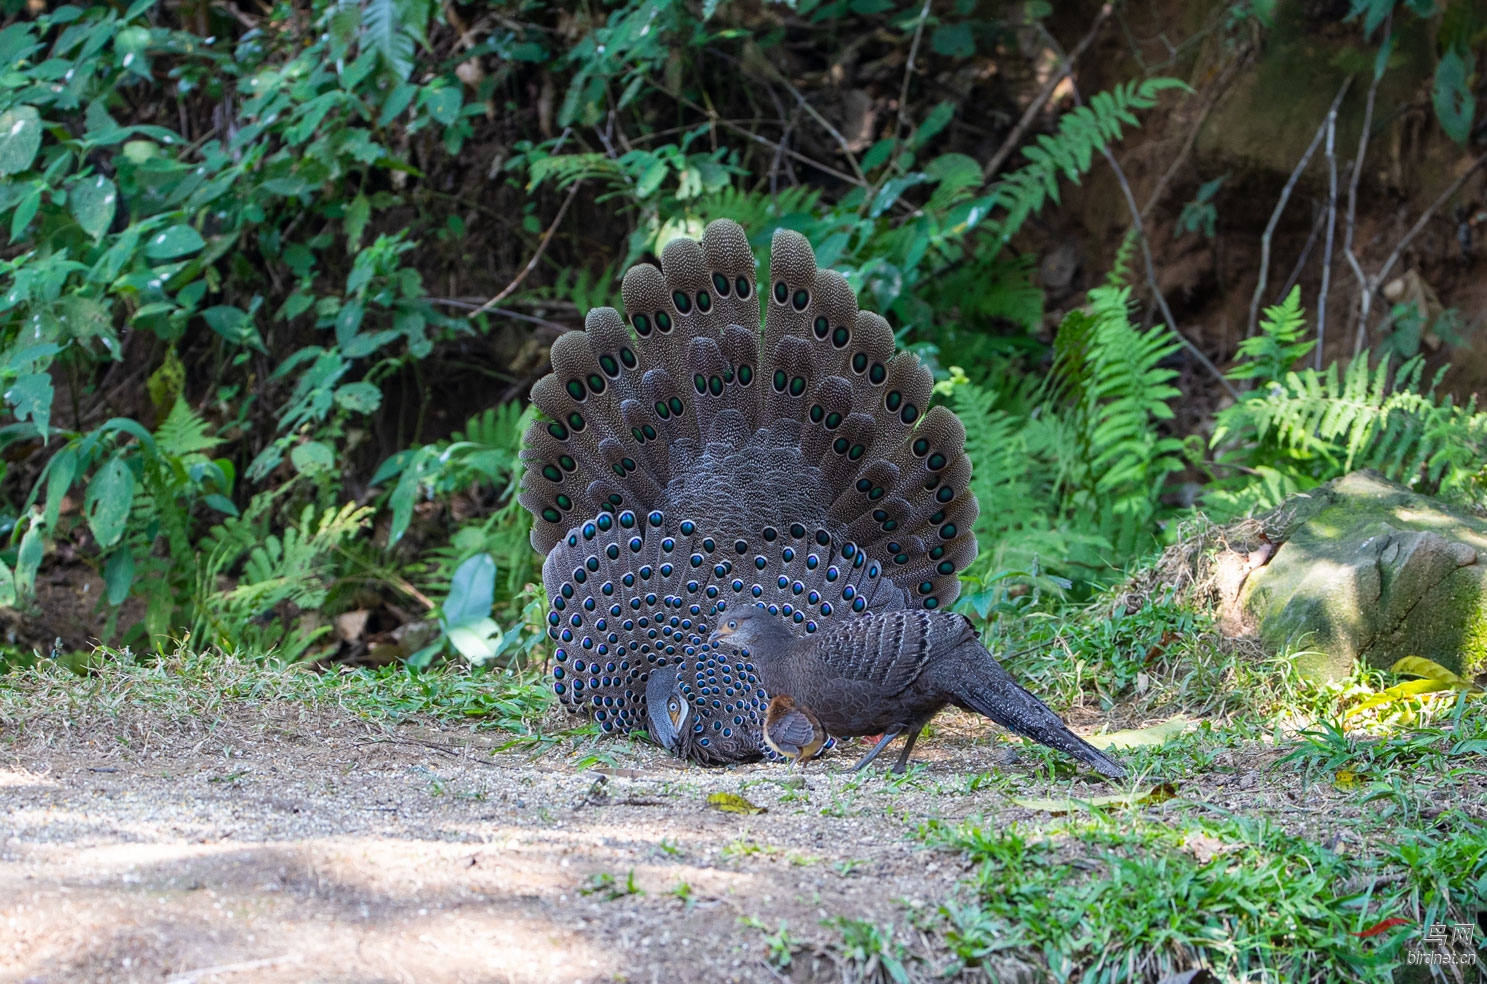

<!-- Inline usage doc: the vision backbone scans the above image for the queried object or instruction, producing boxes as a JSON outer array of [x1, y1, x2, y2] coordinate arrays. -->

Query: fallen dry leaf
[[706, 791, 766, 815], [1011, 782, 1177, 815]]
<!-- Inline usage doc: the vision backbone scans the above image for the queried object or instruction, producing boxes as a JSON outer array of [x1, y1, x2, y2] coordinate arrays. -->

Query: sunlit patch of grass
[[904, 810, 1487, 983], [0, 643, 551, 742]]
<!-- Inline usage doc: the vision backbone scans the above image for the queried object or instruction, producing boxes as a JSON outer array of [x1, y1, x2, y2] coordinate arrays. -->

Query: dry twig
[[1245, 77, 1351, 339], [1036, 25, 1239, 401], [1317, 96, 1341, 368], [1342, 16, 1389, 356], [982, 4, 1113, 181], [471, 179, 583, 317]]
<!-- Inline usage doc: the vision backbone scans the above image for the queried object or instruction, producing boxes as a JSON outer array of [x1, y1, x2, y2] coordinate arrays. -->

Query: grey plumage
[[709, 605, 1126, 778], [522, 220, 1116, 777], [524, 220, 980, 758]]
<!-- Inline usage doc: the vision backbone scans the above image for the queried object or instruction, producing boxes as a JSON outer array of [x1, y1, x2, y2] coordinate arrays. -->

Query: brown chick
[[762, 695, 827, 766]]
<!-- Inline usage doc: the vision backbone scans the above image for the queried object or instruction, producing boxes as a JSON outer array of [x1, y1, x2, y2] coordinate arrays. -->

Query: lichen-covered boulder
[[1240, 471, 1487, 683]]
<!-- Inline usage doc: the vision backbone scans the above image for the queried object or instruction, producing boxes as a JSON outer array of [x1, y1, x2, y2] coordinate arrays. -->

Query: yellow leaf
[[1344, 677, 1455, 718], [1011, 782, 1177, 815], [707, 792, 766, 815], [1389, 656, 1467, 686], [1088, 716, 1196, 749]]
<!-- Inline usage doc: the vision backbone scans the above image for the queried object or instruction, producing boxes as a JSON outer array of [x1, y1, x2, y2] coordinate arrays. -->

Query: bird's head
[[645, 663, 690, 753], [707, 604, 797, 655]]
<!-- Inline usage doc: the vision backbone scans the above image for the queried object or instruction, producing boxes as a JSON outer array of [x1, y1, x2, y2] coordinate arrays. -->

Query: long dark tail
[[951, 651, 1127, 779]]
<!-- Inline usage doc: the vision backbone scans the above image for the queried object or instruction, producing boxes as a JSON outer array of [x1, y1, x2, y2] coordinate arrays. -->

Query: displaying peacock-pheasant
[[518, 219, 1122, 776]]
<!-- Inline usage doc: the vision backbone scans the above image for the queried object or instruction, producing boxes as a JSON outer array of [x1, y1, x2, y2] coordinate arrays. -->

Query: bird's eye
[[727, 620, 737, 629]]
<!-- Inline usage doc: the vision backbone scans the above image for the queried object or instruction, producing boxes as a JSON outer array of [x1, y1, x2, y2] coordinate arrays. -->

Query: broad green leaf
[[10, 185, 41, 242], [371, 448, 415, 486], [333, 381, 382, 413], [869, 174, 929, 218], [104, 548, 135, 606], [1432, 47, 1475, 147], [443, 552, 496, 626], [114, 26, 153, 78], [0, 106, 42, 177], [635, 159, 668, 198], [344, 193, 370, 249], [0, 560, 14, 607], [203, 494, 238, 517], [446, 618, 503, 663], [85, 455, 135, 548], [42, 446, 77, 529], [201, 306, 263, 349], [70, 174, 118, 240], [144, 225, 205, 260], [912, 101, 956, 149], [6, 372, 53, 442], [421, 85, 462, 126], [931, 23, 975, 58], [290, 440, 335, 474], [15, 520, 43, 595]]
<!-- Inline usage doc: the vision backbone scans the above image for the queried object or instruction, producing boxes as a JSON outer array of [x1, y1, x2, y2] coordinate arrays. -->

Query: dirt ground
[[0, 699, 1134, 984]]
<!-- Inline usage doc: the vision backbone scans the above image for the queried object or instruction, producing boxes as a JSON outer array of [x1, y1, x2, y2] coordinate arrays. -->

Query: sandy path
[[1, 707, 1073, 984]]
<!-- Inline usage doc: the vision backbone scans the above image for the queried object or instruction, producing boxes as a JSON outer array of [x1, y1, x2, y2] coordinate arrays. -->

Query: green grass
[[913, 810, 1486, 983], [0, 644, 552, 737], [809, 594, 1487, 983]]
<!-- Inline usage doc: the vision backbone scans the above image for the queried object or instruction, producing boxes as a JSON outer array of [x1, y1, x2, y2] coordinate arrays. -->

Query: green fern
[[1229, 287, 1315, 382], [196, 502, 372, 661], [1047, 285, 1185, 559], [1211, 296, 1487, 514], [986, 79, 1188, 247]]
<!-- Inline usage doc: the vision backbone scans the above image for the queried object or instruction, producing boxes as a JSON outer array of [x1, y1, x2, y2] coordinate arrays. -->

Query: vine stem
[[471, 179, 583, 317]]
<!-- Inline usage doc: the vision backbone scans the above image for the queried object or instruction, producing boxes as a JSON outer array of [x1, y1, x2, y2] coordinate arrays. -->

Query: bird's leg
[[890, 726, 924, 775], [851, 725, 905, 772]]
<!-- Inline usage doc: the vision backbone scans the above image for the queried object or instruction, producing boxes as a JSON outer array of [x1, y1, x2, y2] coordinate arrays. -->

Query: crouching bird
[[762, 695, 827, 765], [710, 605, 1126, 778]]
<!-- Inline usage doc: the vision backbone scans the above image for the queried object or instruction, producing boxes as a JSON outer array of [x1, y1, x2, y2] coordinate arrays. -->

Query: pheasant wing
[[801, 610, 976, 696]]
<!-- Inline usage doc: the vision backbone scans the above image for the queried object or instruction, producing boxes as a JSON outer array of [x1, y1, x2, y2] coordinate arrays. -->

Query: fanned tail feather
[[522, 218, 978, 611]]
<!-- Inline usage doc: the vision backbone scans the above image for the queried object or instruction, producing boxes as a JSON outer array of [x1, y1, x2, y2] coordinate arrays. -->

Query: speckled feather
[[521, 219, 982, 755]]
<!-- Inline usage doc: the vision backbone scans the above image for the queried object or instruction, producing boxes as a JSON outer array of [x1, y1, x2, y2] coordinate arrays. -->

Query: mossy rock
[[1240, 471, 1487, 683]]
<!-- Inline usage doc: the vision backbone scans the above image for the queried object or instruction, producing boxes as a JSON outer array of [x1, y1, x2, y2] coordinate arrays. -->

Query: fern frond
[[1229, 286, 1314, 382], [155, 398, 221, 456]]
